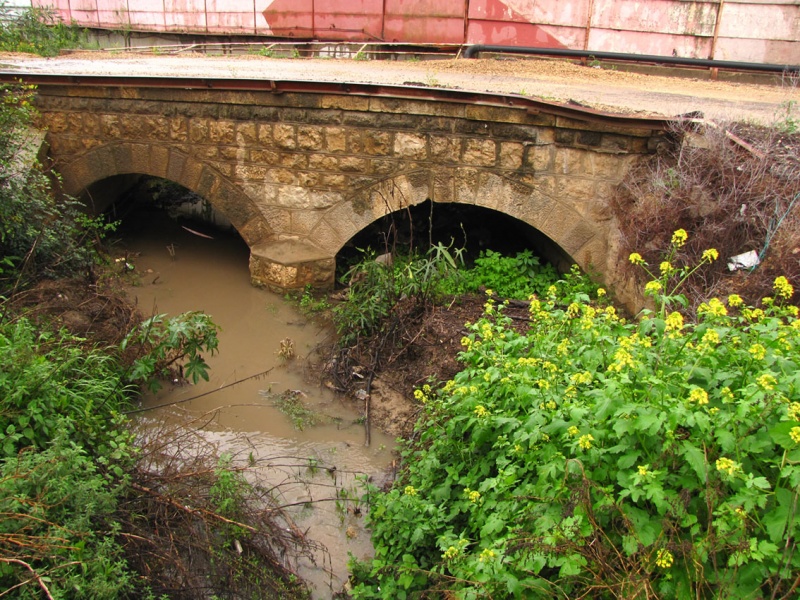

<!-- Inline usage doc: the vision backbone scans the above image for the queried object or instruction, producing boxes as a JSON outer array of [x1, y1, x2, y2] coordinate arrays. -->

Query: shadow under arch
[[54, 142, 274, 247], [319, 169, 607, 276]]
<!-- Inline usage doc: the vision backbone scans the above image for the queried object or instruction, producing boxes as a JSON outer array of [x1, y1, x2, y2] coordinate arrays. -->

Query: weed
[[265, 389, 326, 430], [354, 242, 800, 598]]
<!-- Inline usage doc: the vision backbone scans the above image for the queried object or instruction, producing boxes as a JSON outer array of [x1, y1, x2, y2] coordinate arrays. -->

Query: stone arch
[[315, 168, 609, 274], [54, 142, 274, 247]]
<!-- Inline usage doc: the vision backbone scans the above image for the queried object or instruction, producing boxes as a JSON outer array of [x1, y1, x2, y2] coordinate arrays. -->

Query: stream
[[120, 214, 396, 598]]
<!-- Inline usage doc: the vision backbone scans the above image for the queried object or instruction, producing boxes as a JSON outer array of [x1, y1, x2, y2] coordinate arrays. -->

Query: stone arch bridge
[[7, 73, 671, 301]]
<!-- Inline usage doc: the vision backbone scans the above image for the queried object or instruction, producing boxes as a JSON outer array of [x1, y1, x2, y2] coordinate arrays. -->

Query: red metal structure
[[34, 0, 800, 64]]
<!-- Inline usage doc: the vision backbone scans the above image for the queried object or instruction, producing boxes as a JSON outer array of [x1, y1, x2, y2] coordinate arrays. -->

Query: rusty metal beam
[[0, 71, 674, 131]]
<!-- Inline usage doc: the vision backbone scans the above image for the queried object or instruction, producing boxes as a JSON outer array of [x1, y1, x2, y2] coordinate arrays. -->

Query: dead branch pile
[[119, 419, 316, 599], [612, 121, 800, 311]]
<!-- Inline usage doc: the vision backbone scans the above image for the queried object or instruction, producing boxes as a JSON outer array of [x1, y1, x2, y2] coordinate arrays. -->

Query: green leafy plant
[[439, 249, 560, 300], [0, 4, 89, 56], [121, 311, 220, 392], [333, 243, 462, 347], [353, 232, 800, 599]]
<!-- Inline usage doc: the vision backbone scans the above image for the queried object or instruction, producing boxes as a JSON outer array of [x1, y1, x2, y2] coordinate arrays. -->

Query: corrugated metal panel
[[262, 0, 314, 37], [719, 3, 798, 41], [164, 0, 207, 32], [206, 0, 257, 35], [29, 0, 800, 64], [588, 28, 713, 57], [383, 0, 465, 43], [591, 0, 718, 37], [312, 0, 383, 40]]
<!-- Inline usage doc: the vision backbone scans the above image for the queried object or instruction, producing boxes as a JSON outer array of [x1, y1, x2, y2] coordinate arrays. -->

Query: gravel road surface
[[0, 51, 796, 123]]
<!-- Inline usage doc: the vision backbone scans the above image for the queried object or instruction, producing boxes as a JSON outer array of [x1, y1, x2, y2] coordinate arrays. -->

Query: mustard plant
[[353, 234, 800, 598]]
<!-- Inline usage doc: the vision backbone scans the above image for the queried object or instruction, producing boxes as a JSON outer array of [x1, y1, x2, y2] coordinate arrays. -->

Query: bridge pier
[[249, 240, 336, 292]]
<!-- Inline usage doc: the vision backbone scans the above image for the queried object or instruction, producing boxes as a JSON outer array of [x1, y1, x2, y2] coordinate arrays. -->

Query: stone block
[[525, 145, 554, 171], [363, 130, 392, 156], [189, 119, 209, 144], [325, 127, 347, 152], [101, 114, 121, 138], [298, 126, 324, 150], [146, 144, 169, 177], [308, 154, 339, 171], [394, 133, 427, 159], [429, 136, 460, 163], [266, 168, 297, 185], [257, 123, 274, 144], [209, 120, 236, 144], [250, 148, 280, 164], [338, 156, 368, 173], [499, 142, 525, 169], [166, 150, 188, 184], [236, 122, 257, 145], [555, 147, 588, 175], [234, 164, 270, 181], [320, 95, 369, 111], [277, 153, 309, 169], [462, 138, 497, 167], [465, 105, 527, 124], [169, 118, 188, 142], [273, 123, 297, 150]]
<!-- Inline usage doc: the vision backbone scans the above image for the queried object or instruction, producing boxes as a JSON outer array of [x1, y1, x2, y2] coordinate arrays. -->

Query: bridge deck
[[0, 53, 793, 124]]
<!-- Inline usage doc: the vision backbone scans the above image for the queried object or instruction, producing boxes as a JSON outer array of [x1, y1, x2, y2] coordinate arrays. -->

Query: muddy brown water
[[121, 216, 396, 598]]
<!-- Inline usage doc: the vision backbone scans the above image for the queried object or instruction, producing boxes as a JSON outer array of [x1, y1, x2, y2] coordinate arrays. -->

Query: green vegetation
[[438, 249, 559, 299], [0, 3, 89, 56], [0, 79, 310, 598], [352, 234, 800, 598]]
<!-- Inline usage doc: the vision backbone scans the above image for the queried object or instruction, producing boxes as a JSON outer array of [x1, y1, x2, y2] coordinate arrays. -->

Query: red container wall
[[33, 0, 800, 64]]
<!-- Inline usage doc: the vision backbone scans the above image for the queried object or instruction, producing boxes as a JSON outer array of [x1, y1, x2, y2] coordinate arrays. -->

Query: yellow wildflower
[[660, 261, 673, 275], [404, 486, 417, 496], [567, 426, 580, 436], [442, 546, 458, 560], [645, 281, 662, 295], [479, 548, 496, 562], [787, 402, 800, 421], [671, 229, 688, 247], [655, 549, 674, 569], [748, 344, 767, 360], [474, 405, 489, 418], [757, 373, 777, 390], [597, 288, 606, 297], [579, 434, 594, 450], [789, 427, 800, 444], [637, 465, 649, 476], [665, 311, 684, 331], [464, 488, 481, 503], [790, 427, 800, 444], [774, 276, 794, 299], [629, 252, 645, 265], [728, 294, 743, 307], [698, 298, 728, 317], [716, 457, 740, 476], [689, 387, 709, 405], [701, 248, 719, 262]]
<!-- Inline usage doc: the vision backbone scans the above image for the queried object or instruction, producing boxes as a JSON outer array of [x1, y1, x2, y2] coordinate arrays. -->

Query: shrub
[[354, 235, 800, 599], [438, 249, 559, 300], [0, 5, 89, 56], [0, 434, 133, 599], [0, 318, 132, 458]]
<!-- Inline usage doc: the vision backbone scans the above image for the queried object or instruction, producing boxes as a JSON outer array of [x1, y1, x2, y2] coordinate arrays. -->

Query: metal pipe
[[463, 45, 799, 74]]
